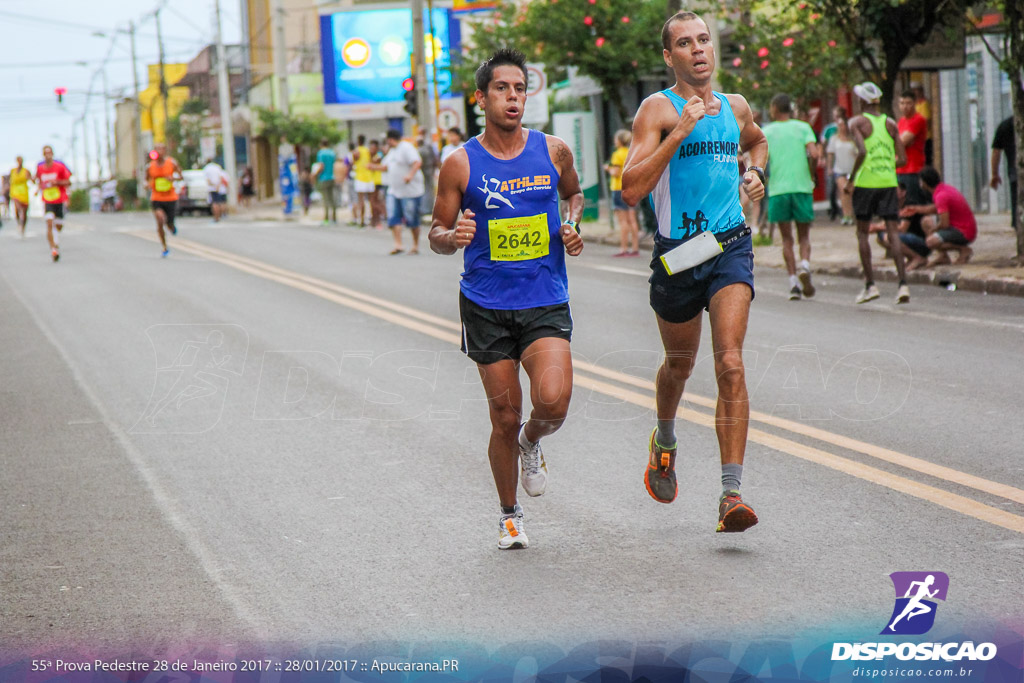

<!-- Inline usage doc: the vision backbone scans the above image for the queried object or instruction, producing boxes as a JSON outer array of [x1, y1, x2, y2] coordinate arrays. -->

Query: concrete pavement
[[230, 198, 1024, 297]]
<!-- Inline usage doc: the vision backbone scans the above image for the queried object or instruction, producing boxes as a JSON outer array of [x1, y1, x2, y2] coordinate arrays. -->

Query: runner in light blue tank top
[[651, 90, 745, 241], [619, 11, 768, 534]]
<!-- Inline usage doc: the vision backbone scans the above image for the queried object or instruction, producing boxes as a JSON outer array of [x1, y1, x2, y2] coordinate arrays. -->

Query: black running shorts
[[853, 186, 899, 221], [44, 202, 65, 220], [459, 291, 573, 365], [152, 200, 177, 222]]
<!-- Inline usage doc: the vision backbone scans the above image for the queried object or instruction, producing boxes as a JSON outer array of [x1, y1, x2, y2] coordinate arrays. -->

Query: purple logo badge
[[881, 572, 949, 635]]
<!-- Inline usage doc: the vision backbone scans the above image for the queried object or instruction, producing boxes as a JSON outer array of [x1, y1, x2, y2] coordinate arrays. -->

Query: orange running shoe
[[716, 490, 758, 533], [644, 429, 677, 503]]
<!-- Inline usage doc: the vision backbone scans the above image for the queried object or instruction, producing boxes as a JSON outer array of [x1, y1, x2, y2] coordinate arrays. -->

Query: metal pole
[[83, 113, 92, 184], [95, 118, 103, 180], [155, 6, 170, 144], [215, 0, 238, 208], [411, 0, 429, 133], [101, 66, 114, 178], [272, 0, 290, 115], [129, 21, 145, 198]]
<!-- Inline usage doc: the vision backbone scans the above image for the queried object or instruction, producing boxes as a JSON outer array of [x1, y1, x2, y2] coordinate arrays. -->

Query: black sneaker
[[644, 429, 677, 503], [716, 490, 758, 533], [788, 286, 802, 300]]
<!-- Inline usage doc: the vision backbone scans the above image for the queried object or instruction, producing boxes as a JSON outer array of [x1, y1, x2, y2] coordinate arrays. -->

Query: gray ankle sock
[[722, 463, 743, 493], [655, 420, 676, 448]]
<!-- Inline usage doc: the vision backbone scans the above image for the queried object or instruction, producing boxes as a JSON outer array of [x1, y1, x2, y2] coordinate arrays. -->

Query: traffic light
[[54, 87, 67, 104], [402, 77, 418, 118]]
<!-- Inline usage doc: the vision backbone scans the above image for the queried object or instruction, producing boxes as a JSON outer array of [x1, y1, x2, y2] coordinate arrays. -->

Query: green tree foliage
[[167, 98, 210, 168], [453, 0, 667, 123], [717, 2, 855, 111], [254, 107, 344, 149], [719, 0, 963, 111]]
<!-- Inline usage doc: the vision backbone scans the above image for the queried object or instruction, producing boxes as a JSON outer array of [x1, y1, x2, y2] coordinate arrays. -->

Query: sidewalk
[[232, 199, 1024, 298]]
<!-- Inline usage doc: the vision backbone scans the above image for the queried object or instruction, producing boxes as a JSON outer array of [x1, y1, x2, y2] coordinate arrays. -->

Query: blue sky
[[0, 1, 243, 179]]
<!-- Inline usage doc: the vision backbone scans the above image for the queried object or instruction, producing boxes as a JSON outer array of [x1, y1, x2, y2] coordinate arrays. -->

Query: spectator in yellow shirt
[[604, 129, 639, 256]]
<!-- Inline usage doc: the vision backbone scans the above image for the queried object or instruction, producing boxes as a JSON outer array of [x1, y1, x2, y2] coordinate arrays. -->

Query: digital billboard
[[320, 8, 460, 106]]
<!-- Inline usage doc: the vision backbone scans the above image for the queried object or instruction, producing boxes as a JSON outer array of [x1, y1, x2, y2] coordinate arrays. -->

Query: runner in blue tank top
[[622, 11, 767, 533], [428, 48, 584, 550]]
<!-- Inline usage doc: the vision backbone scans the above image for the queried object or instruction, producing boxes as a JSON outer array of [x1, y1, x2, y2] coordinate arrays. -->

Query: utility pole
[[215, 0, 238, 207], [129, 20, 145, 198], [95, 118, 103, 179], [101, 66, 114, 178], [272, 0, 289, 115], [410, 0, 429, 133], [155, 5, 171, 144], [82, 113, 92, 184]]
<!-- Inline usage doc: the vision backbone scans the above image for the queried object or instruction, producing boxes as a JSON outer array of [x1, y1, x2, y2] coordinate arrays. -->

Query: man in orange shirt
[[147, 143, 183, 257]]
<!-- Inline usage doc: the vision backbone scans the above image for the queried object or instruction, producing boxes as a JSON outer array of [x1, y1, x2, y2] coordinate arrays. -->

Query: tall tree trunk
[[1007, 0, 1024, 260]]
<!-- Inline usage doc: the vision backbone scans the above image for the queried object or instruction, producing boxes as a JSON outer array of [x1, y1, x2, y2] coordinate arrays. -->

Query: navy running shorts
[[459, 291, 573, 365], [649, 225, 755, 324]]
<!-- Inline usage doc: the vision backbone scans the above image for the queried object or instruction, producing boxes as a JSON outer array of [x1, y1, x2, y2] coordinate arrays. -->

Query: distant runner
[[147, 143, 183, 257], [10, 156, 34, 237], [36, 146, 72, 262]]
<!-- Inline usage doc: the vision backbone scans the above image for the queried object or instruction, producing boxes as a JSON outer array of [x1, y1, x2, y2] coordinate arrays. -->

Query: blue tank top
[[651, 90, 745, 241], [459, 129, 567, 309]]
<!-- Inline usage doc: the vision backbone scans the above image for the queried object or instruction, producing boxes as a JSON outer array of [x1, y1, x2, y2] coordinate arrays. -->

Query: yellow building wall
[[139, 63, 191, 143]]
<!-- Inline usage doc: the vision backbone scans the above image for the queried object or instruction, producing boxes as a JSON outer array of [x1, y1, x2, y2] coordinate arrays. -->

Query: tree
[[254, 107, 345, 167], [805, 0, 964, 111], [452, 0, 667, 124], [964, 2, 1024, 260], [166, 98, 210, 168], [717, 2, 856, 111]]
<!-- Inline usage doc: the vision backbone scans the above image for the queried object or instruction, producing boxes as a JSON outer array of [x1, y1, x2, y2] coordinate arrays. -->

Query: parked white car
[[175, 169, 212, 215]]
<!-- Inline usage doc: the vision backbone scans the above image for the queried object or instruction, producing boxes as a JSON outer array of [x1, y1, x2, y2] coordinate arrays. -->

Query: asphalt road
[[1, 211, 1022, 655]]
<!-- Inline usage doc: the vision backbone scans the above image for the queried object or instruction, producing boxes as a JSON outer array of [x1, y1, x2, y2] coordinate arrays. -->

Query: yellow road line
[[575, 361, 1024, 507], [573, 375, 1024, 535], [128, 231, 1024, 534]]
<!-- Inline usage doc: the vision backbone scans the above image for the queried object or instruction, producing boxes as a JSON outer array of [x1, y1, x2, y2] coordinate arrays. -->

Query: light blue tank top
[[651, 90, 745, 241], [459, 129, 567, 309]]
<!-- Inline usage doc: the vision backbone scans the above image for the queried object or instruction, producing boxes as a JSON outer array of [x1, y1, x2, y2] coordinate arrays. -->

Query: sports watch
[[746, 166, 766, 185]]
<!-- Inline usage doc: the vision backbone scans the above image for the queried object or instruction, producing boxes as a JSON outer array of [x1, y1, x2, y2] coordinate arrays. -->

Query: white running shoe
[[855, 283, 880, 304], [498, 504, 528, 549], [518, 423, 548, 497], [798, 266, 815, 297], [895, 283, 910, 304]]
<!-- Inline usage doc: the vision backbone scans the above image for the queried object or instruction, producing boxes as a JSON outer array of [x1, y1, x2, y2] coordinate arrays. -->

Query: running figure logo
[[477, 174, 515, 210], [132, 324, 249, 434], [881, 571, 949, 635]]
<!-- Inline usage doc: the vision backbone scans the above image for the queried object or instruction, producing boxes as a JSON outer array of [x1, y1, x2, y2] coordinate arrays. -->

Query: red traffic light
[[402, 77, 415, 92]]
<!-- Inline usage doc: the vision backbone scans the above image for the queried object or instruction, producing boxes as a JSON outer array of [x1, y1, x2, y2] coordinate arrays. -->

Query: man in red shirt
[[896, 90, 928, 206], [901, 166, 976, 268], [36, 145, 72, 262]]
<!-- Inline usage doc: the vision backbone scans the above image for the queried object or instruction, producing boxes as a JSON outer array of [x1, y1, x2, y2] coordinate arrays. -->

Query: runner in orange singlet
[[147, 143, 183, 257]]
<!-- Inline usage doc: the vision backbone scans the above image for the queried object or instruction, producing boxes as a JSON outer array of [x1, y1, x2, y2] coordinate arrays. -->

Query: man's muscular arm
[[548, 136, 584, 256], [622, 94, 705, 207], [845, 117, 868, 193], [428, 150, 473, 255]]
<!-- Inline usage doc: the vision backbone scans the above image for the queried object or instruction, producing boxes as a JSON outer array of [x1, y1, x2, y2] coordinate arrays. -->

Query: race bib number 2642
[[488, 213, 550, 262]]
